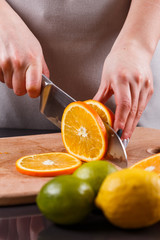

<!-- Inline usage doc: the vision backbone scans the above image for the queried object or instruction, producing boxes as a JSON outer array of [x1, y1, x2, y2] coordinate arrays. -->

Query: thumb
[[93, 84, 113, 104], [42, 57, 50, 78]]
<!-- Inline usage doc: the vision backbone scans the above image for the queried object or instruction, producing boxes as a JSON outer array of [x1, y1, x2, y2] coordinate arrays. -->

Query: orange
[[130, 153, 160, 175], [61, 101, 108, 162], [85, 100, 114, 127], [16, 152, 82, 177]]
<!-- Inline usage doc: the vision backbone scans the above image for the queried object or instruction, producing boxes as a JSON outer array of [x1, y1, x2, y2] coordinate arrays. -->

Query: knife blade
[[104, 123, 128, 168], [40, 74, 128, 168], [40, 74, 76, 128]]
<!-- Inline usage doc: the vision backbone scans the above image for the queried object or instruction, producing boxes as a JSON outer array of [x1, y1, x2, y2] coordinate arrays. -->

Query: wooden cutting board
[[0, 127, 160, 206]]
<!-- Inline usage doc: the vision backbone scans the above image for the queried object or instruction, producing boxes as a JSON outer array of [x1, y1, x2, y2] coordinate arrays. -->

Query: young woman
[[0, 0, 160, 140]]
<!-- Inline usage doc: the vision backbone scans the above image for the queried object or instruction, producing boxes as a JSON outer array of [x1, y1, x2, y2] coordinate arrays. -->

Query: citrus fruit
[[73, 160, 117, 195], [85, 99, 114, 127], [95, 169, 160, 229], [16, 152, 82, 177], [130, 153, 160, 175], [61, 101, 108, 162], [36, 175, 94, 225]]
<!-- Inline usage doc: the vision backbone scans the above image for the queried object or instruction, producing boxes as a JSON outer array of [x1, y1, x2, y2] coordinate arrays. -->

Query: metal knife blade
[[104, 123, 128, 168], [40, 74, 76, 128], [40, 74, 128, 168]]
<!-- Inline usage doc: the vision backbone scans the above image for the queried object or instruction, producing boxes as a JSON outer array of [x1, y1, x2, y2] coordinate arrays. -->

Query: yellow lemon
[[95, 169, 160, 229]]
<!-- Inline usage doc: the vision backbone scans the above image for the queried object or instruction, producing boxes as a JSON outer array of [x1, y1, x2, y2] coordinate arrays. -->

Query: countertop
[[0, 128, 160, 240]]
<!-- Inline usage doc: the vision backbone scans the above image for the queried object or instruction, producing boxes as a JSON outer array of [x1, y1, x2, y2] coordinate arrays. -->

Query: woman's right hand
[[0, 1, 49, 98]]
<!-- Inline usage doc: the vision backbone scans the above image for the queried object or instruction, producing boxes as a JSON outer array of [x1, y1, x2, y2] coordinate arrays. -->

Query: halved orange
[[130, 153, 160, 175], [16, 152, 82, 177], [61, 101, 108, 162], [85, 100, 114, 127]]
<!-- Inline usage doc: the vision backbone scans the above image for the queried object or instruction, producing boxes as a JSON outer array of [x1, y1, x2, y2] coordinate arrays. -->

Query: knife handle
[[117, 129, 123, 138]]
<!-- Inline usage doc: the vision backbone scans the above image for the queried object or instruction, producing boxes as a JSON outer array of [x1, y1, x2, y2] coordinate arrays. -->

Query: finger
[[121, 82, 140, 139], [131, 84, 153, 133], [0, 68, 4, 83], [16, 217, 30, 240], [113, 82, 131, 132], [1, 59, 13, 89], [12, 69, 27, 96], [8, 219, 18, 240], [30, 216, 45, 240], [26, 62, 42, 98], [93, 78, 114, 103], [93, 87, 113, 103]]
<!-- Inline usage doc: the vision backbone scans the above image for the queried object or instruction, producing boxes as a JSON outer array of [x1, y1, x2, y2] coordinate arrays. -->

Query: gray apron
[[1, 0, 160, 130]]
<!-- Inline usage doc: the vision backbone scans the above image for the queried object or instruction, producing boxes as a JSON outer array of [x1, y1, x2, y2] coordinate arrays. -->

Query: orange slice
[[130, 153, 160, 175], [16, 152, 82, 177], [85, 100, 114, 127], [61, 101, 108, 162]]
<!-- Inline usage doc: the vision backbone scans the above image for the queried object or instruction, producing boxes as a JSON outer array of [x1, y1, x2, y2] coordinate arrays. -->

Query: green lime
[[73, 160, 117, 195], [36, 175, 94, 225]]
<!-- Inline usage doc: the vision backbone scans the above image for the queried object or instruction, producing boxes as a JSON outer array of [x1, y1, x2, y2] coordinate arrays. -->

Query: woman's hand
[[94, 43, 153, 140], [0, 1, 49, 98], [94, 0, 160, 140]]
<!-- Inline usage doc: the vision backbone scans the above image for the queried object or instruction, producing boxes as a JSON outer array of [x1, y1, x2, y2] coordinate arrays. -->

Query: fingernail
[[117, 129, 123, 138]]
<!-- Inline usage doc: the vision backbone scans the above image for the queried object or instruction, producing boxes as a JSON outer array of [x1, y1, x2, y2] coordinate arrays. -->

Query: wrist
[[111, 0, 160, 63], [111, 37, 155, 63]]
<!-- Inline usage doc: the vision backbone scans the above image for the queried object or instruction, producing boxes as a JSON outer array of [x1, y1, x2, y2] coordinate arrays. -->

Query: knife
[[40, 74, 128, 168], [40, 74, 76, 129]]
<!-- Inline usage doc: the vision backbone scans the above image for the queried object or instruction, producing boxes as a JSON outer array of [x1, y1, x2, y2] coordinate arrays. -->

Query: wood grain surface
[[0, 127, 160, 206]]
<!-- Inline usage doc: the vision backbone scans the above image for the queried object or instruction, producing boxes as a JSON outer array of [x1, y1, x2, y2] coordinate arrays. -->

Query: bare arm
[[0, 0, 49, 97], [94, 0, 160, 139], [114, 0, 160, 56]]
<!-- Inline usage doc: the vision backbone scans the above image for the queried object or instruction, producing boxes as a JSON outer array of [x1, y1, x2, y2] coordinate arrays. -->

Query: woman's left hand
[[94, 43, 153, 140]]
